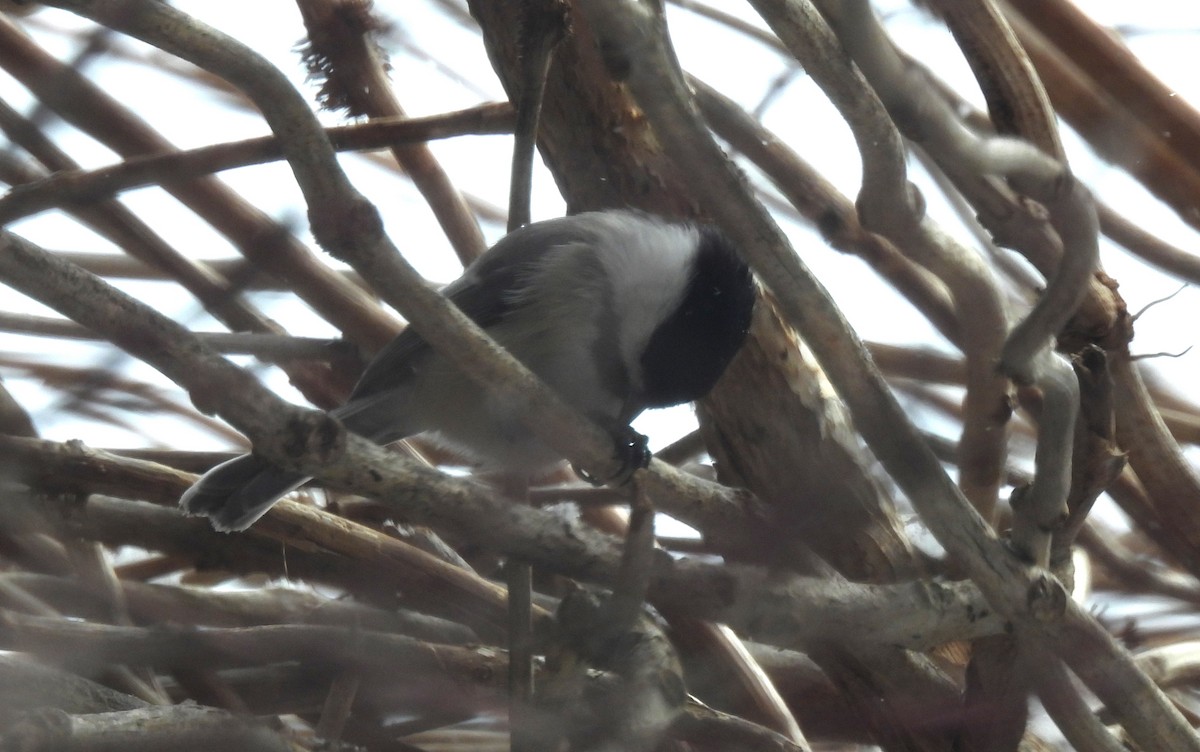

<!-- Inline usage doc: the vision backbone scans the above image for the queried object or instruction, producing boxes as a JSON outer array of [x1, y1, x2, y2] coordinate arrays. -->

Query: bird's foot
[[573, 427, 651, 486]]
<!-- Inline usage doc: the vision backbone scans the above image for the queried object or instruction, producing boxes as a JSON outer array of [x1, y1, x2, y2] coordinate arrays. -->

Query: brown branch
[[0, 571, 474, 644], [1, 704, 294, 752], [1100, 203, 1200, 285], [1034, 650, 1128, 752], [296, 0, 488, 264], [1004, 0, 1200, 218], [1078, 524, 1200, 608], [0, 100, 347, 408], [731, 3, 1192, 748], [0, 434, 520, 636], [691, 77, 960, 344], [0, 357, 245, 445], [697, 301, 923, 580], [0, 375, 37, 438], [1111, 356, 1200, 578], [0, 608, 504, 685], [9, 6, 1198, 747], [37, 0, 664, 489], [0, 653, 148, 716], [44, 251, 368, 291], [2, 437, 1001, 653], [0, 312, 345, 360], [671, 701, 813, 752], [0, 104, 514, 225], [926, 0, 1063, 159], [1001, 4, 1200, 231], [0, 14, 401, 352]]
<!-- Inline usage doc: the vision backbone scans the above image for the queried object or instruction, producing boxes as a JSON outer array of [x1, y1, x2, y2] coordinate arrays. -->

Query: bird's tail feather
[[181, 390, 417, 532], [180, 454, 310, 532]]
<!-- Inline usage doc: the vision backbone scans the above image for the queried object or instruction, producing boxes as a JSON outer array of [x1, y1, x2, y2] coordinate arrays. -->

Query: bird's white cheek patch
[[596, 222, 697, 373]]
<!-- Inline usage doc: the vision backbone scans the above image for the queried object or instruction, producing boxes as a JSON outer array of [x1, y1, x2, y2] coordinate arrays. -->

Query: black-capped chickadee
[[182, 210, 756, 531]]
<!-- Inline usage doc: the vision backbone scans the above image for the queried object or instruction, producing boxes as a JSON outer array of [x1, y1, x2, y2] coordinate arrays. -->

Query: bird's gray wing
[[347, 216, 603, 401]]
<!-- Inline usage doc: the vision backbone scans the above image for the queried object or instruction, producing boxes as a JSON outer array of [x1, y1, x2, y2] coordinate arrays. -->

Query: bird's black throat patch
[[639, 225, 755, 408]]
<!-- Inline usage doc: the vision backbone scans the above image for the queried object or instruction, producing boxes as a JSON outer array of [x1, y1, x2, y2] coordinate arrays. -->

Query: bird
[[181, 209, 757, 531]]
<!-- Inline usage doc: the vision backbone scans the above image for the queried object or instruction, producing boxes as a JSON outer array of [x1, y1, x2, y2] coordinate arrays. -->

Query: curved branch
[[0, 104, 515, 225], [566, 2, 1199, 748], [38, 0, 649, 487]]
